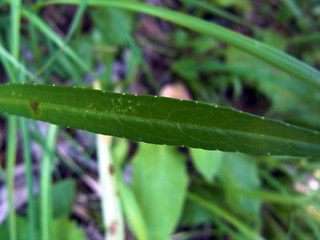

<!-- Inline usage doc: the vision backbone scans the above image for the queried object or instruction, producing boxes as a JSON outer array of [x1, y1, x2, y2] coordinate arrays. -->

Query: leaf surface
[[132, 143, 188, 240], [0, 83, 320, 156], [218, 153, 261, 219], [190, 149, 223, 183]]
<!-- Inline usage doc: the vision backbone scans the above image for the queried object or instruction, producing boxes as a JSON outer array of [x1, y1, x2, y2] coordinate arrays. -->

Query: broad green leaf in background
[[262, 30, 286, 50], [53, 216, 87, 240], [92, 8, 134, 46], [181, 180, 227, 228], [218, 153, 261, 220], [172, 58, 200, 80], [112, 138, 129, 167], [0, 84, 320, 156], [179, 199, 213, 226], [173, 30, 219, 54], [51, 179, 76, 218], [132, 143, 188, 240], [33, 179, 76, 218], [190, 149, 223, 183]]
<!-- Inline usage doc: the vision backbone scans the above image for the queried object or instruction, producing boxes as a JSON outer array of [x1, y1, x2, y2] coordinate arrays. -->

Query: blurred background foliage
[[0, 0, 320, 239]]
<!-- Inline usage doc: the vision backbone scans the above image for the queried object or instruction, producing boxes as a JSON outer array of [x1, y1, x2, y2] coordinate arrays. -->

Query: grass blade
[[0, 83, 319, 157], [40, 125, 58, 240], [6, 116, 18, 240], [65, 0, 88, 41], [36, 0, 89, 80], [34, 0, 320, 89], [181, 0, 256, 30], [10, 0, 21, 65], [280, 0, 308, 30], [19, 118, 37, 240], [0, 44, 36, 80], [187, 192, 263, 240], [21, 8, 91, 75], [6, 1, 21, 240]]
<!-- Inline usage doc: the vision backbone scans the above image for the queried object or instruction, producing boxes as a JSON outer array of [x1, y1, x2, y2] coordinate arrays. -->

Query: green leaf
[[118, 181, 148, 240], [132, 143, 188, 240], [262, 30, 287, 50], [180, 198, 213, 226], [92, 8, 134, 46], [34, 0, 320, 89], [33, 179, 76, 218], [53, 216, 87, 240], [190, 149, 223, 183], [172, 58, 200, 80], [218, 153, 261, 219], [112, 139, 129, 167], [51, 179, 76, 218], [0, 84, 320, 156]]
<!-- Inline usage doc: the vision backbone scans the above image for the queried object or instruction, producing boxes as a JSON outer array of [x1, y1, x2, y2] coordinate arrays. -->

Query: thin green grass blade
[[28, 21, 41, 68], [21, 8, 91, 75], [37, 0, 89, 81], [20, 118, 37, 240], [6, 1, 21, 240], [0, 83, 319, 157], [10, 0, 21, 65], [29, 127, 84, 174], [118, 181, 148, 240], [0, 41, 15, 81], [0, 41, 35, 80], [303, 210, 320, 239], [66, 0, 88, 41], [280, 0, 303, 19], [181, 0, 256, 30], [34, 0, 320, 89], [280, 0, 308, 30], [288, 33, 320, 45], [230, 187, 312, 204], [188, 192, 263, 240], [40, 125, 58, 240], [6, 116, 18, 240]]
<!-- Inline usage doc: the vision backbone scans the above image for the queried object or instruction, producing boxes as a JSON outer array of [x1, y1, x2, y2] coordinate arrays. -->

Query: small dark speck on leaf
[[31, 101, 39, 114], [109, 164, 115, 175]]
